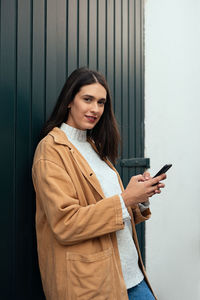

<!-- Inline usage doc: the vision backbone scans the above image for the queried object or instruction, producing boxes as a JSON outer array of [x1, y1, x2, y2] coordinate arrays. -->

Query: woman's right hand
[[121, 173, 166, 207]]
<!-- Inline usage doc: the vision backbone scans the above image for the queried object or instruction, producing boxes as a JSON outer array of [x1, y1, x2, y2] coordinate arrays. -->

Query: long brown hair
[[40, 68, 120, 164]]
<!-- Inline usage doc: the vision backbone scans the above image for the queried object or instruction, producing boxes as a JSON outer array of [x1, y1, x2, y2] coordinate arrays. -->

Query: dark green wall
[[0, 0, 145, 298]]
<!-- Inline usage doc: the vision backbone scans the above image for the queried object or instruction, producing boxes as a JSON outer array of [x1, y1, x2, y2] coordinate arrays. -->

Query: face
[[66, 83, 107, 130]]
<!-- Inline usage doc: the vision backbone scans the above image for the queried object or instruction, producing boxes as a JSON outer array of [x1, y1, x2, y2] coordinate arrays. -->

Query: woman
[[32, 68, 166, 300]]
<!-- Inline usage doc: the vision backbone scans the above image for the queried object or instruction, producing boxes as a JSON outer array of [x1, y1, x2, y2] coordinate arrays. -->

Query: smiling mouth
[[85, 115, 97, 122]]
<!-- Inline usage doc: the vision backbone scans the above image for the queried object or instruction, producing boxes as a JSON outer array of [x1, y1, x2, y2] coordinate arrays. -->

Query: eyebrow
[[82, 94, 106, 101]]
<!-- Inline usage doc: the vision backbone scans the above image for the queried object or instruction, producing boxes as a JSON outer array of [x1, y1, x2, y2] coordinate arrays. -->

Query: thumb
[[134, 174, 145, 182], [143, 171, 150, 180]]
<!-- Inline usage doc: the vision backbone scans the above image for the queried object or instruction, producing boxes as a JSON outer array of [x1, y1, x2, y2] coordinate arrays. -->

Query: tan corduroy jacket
[[32, 127, 154, 300]]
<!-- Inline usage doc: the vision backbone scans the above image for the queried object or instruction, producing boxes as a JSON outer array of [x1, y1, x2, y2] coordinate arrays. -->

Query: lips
[[85, 115, 97, 122]]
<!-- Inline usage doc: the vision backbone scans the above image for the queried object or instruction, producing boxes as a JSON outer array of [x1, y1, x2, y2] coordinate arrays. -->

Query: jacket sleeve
[[131, 205, 151, 225], [32, 159, 124, 246]]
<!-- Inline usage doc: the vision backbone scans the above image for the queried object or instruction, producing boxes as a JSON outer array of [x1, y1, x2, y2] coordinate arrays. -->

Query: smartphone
[[152, 164, 172, 186], [153, 164, 172, 178]]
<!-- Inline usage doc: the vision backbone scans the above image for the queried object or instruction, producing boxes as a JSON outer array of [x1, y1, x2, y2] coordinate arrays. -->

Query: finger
[[149, 184, 163, 194], [149, 189, 161, 197], [148, 173, 167, 186], [154, 183, 165, 188], [148, 184, 160, 194], [155, 189, 161, 194], [158, 183, 165, 189], [143, 171, 151, 180], [148, 192, 155, 197]]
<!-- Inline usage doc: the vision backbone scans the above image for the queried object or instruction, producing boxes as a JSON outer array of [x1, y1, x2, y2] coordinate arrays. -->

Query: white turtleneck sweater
[[60, 123, 144, 289]]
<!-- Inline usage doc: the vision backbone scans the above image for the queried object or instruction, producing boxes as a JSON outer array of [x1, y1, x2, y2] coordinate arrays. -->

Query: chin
[[84, 122, 98, 130], [85, 125, 95, 130], [77, 124, 94, 131]]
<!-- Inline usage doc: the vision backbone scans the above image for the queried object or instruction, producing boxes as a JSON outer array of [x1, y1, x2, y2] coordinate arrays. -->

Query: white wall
[[145, 0, 200, 299]]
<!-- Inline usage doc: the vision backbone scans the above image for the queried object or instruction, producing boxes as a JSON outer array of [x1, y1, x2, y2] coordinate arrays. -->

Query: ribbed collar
[[60, 123, 87, 142]]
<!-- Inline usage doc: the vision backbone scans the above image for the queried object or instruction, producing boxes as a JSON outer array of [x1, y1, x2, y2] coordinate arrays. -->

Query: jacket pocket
[[66, 248, 115, 300]]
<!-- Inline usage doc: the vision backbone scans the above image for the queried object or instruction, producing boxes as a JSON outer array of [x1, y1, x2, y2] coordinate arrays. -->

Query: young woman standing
[[32, 68, 166, 300]]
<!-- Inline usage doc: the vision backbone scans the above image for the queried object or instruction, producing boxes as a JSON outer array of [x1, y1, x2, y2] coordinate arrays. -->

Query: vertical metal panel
[[32, 0, 45, 146], [67, 0, 78, 75], [129, 0, 136, 159], [56, 0, 67, 93], [0, 0, 145, 297], [106, 0, 114, 100], [88, 0, 97, 69], [0, 1, 17, 298], [16, 0, 33, 296], [97, 0, 106, 74], [46, 0, 57, 118], [114, 0, 122, 178], [114, 0, 122, 120], [121, 0, 129, 186], [78, 0, 88, 66], [46, 0, 67, 119], [135, 0, 144, 158], [32, 1, 46, 297], [129, 0, 146, 261]]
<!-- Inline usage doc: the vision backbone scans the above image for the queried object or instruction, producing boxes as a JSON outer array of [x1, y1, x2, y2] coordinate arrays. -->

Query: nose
[[90, 101, 99, 113]]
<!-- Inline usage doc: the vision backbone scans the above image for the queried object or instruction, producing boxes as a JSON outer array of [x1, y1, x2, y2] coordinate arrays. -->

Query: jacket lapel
[[49, 127, 105, 199]]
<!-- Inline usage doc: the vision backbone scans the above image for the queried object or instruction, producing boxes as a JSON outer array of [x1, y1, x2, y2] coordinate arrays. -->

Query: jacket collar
[[49, 127, 72, 147], [49, 127, 96, 149]]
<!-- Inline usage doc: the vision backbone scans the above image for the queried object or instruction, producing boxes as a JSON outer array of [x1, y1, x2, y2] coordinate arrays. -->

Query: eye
[[84, 98, 91, 102], [98, 99, 106, 106]]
